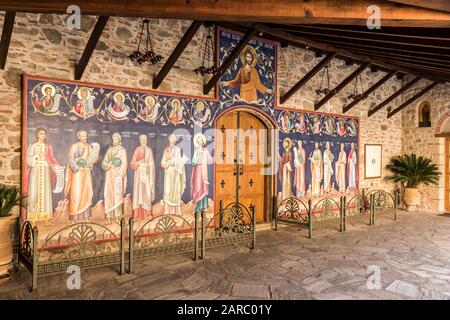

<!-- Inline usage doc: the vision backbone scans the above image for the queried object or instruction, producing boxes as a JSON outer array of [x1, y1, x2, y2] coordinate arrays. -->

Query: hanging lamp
[[129, 19, 163, 65]]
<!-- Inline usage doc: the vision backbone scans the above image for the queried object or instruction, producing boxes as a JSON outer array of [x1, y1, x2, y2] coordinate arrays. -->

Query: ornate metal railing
[[367, 189, 398, 223], [128, 213, 198, 273], [18, 219, 126, 291], [310, 197, 343, 233], [199, 201, 255, 259], [343, 191, 371, 228], [274, 196, 309, 230]]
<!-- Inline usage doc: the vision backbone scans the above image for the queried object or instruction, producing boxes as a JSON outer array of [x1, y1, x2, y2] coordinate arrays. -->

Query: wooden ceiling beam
[[203, 26, 257, 95], [315, 62, 370, 110], [280, 24, 450, 41], [277, 28, 450, 50], [387, 0, 450, 13], [368, 77, 421, 117], [1, 0, 450, 27], [337, 47, 450, 65], [75, 16, 109, 80], [153, 20, 202, 89], [387, 81, 441, 118], [280, 51, 336, 104], [341, 50, 450, 69], [343, 70, 397, 113], [315, 38, 450, 59], [284, 29, 450, 53], [0, 11, 15, 70], [254, 23, 450, 82]]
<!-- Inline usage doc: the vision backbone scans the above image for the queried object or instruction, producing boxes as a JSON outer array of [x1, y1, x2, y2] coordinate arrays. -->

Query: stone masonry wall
[[401, 82, 450, 211], [0, 12, 443, 205]]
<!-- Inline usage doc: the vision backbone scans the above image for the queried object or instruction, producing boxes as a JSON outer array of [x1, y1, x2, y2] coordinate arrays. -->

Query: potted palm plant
[[0, 184, 21, 280], [385, 154, 440, 211]]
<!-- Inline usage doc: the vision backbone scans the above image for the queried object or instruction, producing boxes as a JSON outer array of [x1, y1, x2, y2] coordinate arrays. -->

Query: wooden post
[[128, 218, 134, 273], [371, 193, 375, 226], [341, 196, 346, 232]]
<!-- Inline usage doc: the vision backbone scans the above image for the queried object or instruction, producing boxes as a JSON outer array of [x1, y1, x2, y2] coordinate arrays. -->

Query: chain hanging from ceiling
[[348, 74, 366, 101], [194, 24, 219, 76], [316, 65, 331, 96], [128, 19, 163, 65]]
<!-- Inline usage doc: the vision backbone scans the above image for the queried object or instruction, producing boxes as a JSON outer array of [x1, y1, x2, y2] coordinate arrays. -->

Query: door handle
[[239, 164, 243, 175], [233, 159, 237, 176]]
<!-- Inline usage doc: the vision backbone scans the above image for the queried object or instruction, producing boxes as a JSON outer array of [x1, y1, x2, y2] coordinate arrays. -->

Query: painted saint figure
[[191, 134, 213, 213], [323, 141, 334, 193], [279, 138, 293, 200], [161, 134, 187, 214], [335, 143, 347, 193], [32, 84, 61, 114], [347, 142, 358, 191], [293, 140, 306, 197], [222, 45, 272, 103], [280, 111, 292, 133], [168, 99, 184, 124], [130, 134, 155, 220], [64, 130, 97, 223], [74, 87, 95, 118], [24, 128, 62, 225], [101, 132, 128, 225], [310, 142, 323, 197], [140, 95, 160, 122], [192, 101, 211, 127], [311, 115, 321, 134]]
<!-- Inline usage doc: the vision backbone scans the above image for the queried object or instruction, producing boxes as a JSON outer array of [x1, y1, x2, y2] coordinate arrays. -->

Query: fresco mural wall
[[21, 27, 359, 239]]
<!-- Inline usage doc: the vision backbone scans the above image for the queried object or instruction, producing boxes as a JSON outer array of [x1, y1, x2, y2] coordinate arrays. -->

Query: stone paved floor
[[2, 210, 450, 300]]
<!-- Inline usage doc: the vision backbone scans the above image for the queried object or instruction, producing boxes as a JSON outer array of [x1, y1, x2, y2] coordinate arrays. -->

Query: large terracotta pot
[[403, 187, 420, 211], [0, 206, 19, 279]]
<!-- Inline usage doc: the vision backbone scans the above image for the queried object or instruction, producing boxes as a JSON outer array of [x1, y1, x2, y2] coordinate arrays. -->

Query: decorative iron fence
[[275, 189, 399, 237], [128, 213, 199, 273], [199, 201, 255, 259], [343, 190, 371, 229], [367, 189, 398, 224], [18, 202, 256, 290], [18, 219, 126, 291]]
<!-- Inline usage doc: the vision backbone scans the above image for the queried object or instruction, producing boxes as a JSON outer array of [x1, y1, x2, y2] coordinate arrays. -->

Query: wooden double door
[[215, 110, 272, 223]]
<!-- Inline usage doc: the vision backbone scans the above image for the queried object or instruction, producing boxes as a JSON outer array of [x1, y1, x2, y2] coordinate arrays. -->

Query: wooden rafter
[[280, 52, 336, 104], [1, 0, 450, 27], [75, 16, 109, 80], [388, 0, 450, 13], [152, 20, 202, 89], [203, 27, 257, 95], [282, 28, 450, 50], [367, 77, 421, 117], [387, 81, 441, 118], [0, 11, 15, 69], [254, 23, 450, 83], [343, 70, 397, 113], [314, 62, 370, 110]]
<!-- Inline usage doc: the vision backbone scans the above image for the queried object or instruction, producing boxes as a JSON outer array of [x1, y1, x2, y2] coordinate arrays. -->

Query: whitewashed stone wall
[[1, 12, 445, 208]]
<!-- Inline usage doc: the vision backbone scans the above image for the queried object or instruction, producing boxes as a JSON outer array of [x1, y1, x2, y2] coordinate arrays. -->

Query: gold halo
[[195, 101, 205, 111], [145, 95, 156, 107], [239, 44, 257, 68], [283, 137, 292, 150], [77, 87, 91, 100], [171, 99, 181, 110], [113, 92, 126, 103], [41, 84, 56, 96], [193, 133, 207, 148]]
